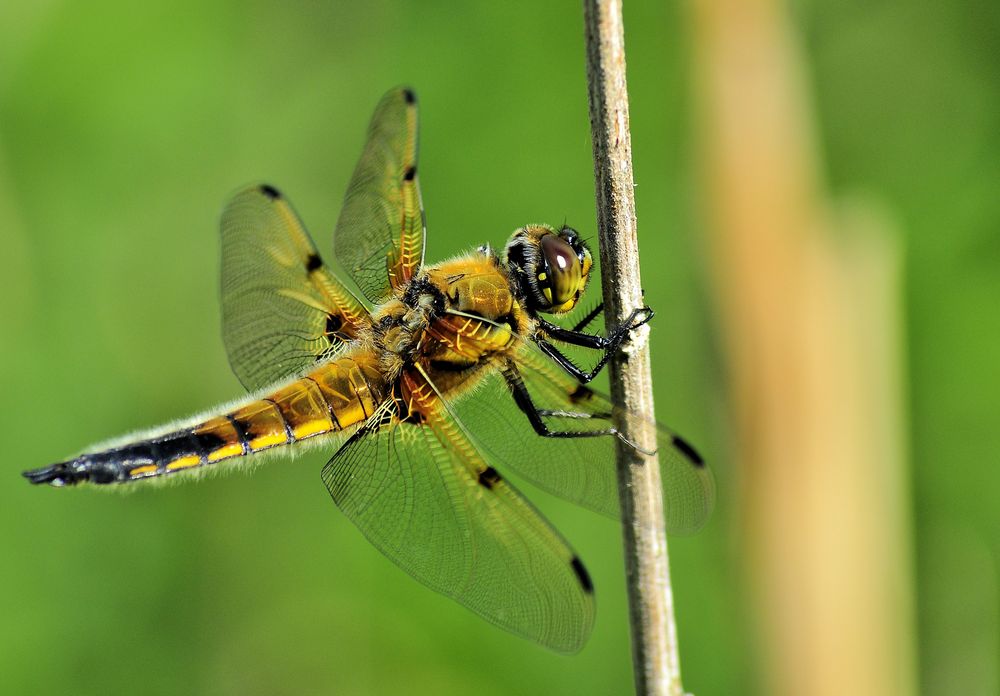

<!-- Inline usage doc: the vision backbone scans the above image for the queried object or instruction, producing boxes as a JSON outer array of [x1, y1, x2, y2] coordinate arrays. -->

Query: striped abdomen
[[24, 355, 386, 487]]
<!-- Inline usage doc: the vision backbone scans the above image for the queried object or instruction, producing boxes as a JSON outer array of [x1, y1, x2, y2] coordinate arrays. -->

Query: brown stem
[[583, 1, 685, 694]]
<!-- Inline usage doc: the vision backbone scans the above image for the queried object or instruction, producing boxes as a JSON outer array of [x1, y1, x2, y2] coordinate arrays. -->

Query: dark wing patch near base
[[477, 466, 501, 489], [570, 557, 594, 594], [671, 434, 705, 467], [325, 313, 343, 338], [569, 385, 594, 403], [306, 253, 323, 272]]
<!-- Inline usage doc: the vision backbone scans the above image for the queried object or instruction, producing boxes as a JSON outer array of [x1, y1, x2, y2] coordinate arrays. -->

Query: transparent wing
[[321, 376, 595, 653], [333, 87, 425, 304], [220, 184, 370, 391], [450, 326, 715, 535]]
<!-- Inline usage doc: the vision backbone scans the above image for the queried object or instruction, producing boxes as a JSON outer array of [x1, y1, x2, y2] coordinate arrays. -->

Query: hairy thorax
[[369, 251, 532, 400]]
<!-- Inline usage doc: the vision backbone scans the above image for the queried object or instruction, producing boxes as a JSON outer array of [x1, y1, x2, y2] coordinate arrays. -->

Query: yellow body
[[24, 89, 713, 655], [122, 251, 527, 481]]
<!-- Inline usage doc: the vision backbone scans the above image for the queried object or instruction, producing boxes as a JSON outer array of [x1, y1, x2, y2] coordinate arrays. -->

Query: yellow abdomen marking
[[105, 356, 387, 485], [165, 455, 201, 471], [207, 444, 243, 463], [193, 416, 246, 463]]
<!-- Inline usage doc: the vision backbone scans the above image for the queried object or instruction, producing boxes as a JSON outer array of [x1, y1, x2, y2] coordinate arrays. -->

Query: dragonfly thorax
[[371, 288, 439, 375]]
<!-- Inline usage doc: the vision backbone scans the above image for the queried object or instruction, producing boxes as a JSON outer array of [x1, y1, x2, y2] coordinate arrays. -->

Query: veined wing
[[321, 367, 595, 653], [333, 87, 425, 304], [447, 314, 715, 534], [221, 184, 370, 391]]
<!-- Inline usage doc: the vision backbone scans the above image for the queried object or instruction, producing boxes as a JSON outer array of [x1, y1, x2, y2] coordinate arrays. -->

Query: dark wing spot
[[396, 397, 426, 425], [403, 166, 416, 182], [477, 466, 501, 489], [259, 184, 281, 199], [570, 556, 594, 594], [672, 434, 705, 467], [402, 88, 416, 104], [306, 254, 323, 272], [569, 385, 594, 403]]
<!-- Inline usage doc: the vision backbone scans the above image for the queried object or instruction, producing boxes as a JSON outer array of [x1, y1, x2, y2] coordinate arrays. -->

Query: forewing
[[321, 388, 595, 653], [333, 87, 425, 304], [220, 184, 370, 391], [452, 340, 715, 535]]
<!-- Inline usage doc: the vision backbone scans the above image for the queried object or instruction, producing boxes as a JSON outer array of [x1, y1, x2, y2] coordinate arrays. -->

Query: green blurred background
[[1, 1, 996, 694]]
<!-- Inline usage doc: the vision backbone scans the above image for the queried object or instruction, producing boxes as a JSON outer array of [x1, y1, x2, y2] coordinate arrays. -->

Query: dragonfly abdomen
[[24, 356, 385, 487]]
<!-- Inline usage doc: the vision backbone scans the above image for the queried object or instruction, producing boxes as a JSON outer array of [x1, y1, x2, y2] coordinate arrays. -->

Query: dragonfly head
[[505, 224, 593, 315]]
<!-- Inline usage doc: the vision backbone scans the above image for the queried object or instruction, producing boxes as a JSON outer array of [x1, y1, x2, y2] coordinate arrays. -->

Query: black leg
[[533, 306, 653, 383], [532, 305, 652, 383], [534, 339, 601, 384], [502, 360, 619, 439], [537, 306, 653, 350]]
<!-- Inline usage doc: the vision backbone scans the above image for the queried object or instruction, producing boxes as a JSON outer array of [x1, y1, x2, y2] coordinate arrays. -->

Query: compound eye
[[539, 233, 584, 311]]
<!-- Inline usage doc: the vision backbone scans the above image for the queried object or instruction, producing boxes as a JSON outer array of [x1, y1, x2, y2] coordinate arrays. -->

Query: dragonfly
[[24, 87, 714, 653]]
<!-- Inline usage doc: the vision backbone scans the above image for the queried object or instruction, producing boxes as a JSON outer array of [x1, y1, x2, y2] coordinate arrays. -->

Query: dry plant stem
[[583, 1, 685, 695], [690, 0, 917, 694]]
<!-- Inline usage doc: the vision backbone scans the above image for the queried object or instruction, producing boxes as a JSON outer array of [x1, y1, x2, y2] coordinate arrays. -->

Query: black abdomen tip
[[259, 184, 281, 199], [402, 88, 416, 104], [23, 462, 77, 487], [24, 454, 124, 486]]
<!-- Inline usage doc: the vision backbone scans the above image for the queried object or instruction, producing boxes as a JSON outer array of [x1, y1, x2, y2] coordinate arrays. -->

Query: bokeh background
[[1, 1, 997, 694]]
